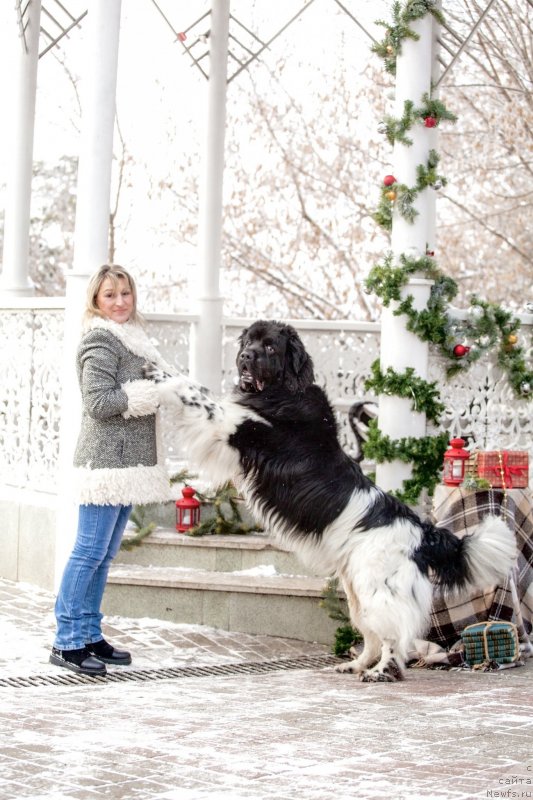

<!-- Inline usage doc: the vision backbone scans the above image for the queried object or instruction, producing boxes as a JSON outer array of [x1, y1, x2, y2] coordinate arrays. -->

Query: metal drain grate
[[0, 654, 342, 688]]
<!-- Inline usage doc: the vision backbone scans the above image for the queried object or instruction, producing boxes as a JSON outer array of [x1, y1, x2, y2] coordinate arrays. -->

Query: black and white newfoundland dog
[[148, 320, 516, 682]]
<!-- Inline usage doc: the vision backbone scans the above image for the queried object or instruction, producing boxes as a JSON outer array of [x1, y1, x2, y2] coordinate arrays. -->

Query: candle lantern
[[176, 486, 201, 532], [442, 438, 469, 486]]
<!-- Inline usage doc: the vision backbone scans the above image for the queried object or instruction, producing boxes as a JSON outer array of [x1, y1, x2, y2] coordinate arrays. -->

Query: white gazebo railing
[[0, 301, 531, 496]]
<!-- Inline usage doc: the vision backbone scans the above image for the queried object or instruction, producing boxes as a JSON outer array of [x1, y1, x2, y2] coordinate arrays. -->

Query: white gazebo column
[[0, 0, 41, 297], [375, 13, 438, 495], [190, 0, 229, 391], [54, 0, 122, 588]]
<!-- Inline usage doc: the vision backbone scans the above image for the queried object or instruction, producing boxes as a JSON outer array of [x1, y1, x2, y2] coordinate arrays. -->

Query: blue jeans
[[53, 504, 132, 650]]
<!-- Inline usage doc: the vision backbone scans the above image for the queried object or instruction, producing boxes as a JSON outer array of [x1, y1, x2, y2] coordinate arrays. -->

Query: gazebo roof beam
[[40, 25, 55, 43], [228, 0, 317, 84], [150, 0, 209, 79], [332, 0, 378, 44], [435, 0, 498, 87], [52, 0, 77, 23], [41, 5, 65, 31], [228, 32, 256, 60], [15, 0, 29, 54], [436, 36, 456, 57], [228, 13, 267, 49], [39, 10, 87, 59]]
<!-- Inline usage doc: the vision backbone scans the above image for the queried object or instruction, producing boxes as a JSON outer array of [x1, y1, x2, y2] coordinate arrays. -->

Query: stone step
[[104, 563, 344, 645], [117, 528, 318, 577]]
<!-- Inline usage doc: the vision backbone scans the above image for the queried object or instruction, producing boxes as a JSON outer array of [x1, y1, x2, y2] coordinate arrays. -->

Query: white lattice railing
[[0, 301, 531, 493]]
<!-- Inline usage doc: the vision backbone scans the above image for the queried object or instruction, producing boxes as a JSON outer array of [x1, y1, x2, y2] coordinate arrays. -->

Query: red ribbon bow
[[483, 452, 527, 489]]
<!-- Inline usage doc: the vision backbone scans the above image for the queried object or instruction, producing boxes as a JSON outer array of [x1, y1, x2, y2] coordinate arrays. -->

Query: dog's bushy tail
[[461, 515, 517, 591], [415, 515, 516, 595]]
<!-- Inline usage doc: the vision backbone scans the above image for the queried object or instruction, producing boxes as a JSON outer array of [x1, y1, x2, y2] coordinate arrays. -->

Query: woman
[[51, 264, 175, 676]]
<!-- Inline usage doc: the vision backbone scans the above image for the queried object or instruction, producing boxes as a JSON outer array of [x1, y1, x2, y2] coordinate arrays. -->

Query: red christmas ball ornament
[[453, 344, 470, 358], [426, 250, 435, 257], [177, 31, 187, 42], [383, 175, 397, 187], [424, 116, 437, 128]]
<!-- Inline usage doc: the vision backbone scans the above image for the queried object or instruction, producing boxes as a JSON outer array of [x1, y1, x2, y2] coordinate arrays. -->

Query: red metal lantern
[[443, 438, 470, 486], [176, 486, 201, 532]]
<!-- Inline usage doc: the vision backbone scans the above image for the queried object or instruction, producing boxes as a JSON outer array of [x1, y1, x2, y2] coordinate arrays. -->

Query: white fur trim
[[86, 317, 177, 374], [122, 379, 160, 419], [73, 464, 172, 506]]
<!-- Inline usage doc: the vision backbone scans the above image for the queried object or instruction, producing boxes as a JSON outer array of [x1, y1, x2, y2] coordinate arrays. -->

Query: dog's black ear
[[238, 327, 249, 348], [236, 326, 249, 363], [284, 327, 315, 392]]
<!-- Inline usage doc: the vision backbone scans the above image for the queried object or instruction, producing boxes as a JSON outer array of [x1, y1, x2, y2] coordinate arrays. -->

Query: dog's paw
[[156, 376, 188, 407], [360, 660, 404, 683], [360, 670, 396, 683], [335, 660, 363, 675], [143, 361, 172, 383]]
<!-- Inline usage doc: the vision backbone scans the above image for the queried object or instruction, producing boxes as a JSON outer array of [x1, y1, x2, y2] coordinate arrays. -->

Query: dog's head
[[236, 320, 315, 395]]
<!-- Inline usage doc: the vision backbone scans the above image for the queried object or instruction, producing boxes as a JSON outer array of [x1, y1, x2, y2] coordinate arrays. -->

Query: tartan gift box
[[472, 450, 529, 489], [461, 621, 520, 666]]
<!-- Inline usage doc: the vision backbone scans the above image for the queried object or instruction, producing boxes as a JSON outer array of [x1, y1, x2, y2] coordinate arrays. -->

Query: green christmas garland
[[364, 360, 445, 423], [364, 422, 450, 504], [380, 95, 457, 147], [373, 150, 447, 232], [364, 251, 441, 300], [372, 0, 445, 75], [366, 255, 533, 395]]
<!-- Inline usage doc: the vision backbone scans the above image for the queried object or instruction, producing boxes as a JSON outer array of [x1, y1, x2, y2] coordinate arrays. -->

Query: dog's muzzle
[[238, 367, 265, 393]]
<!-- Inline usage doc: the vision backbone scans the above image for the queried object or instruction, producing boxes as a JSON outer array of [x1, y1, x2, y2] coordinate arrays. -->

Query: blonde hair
[[84, 264, 142, 326]]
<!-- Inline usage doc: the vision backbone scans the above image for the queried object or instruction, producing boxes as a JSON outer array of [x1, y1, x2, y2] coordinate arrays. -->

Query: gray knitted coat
[[73, 317, 174, 506]]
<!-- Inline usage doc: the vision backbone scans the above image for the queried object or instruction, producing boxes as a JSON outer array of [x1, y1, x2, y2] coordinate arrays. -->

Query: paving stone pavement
[[0, 577, 532, 800]]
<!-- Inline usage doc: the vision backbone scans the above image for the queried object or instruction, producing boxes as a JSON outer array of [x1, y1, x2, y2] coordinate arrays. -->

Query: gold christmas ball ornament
[[385, 190, 397, 201], [506, 333, 518, 345]]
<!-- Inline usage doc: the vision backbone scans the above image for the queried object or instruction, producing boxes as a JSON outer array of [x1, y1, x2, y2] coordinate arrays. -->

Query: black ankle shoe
[[86, 638, 132, 665], [50, 647, 107, 676]]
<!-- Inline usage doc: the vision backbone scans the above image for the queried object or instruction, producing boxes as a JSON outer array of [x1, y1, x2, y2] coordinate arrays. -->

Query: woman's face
[[96, 276, 134, 324]]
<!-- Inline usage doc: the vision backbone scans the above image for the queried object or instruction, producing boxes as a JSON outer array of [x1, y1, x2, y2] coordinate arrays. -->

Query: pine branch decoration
[[363, 421, 449, 504], [380, 96, 456, 146], [381, 100, 416, 146], [415, 93, 457, 125], [372, 0, 444, 75], [120, 507, 156, 551], [187, 481, 263, 537], [364, 360, 445, 424]]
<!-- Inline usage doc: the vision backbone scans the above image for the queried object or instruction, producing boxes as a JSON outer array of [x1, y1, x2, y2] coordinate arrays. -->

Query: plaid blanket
[[408, 487, 533, 668]]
